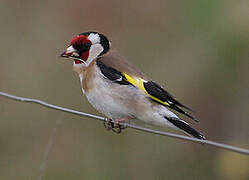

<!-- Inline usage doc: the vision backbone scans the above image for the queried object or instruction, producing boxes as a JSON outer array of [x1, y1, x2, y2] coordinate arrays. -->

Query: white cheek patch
[[88, 33, 100, 44], [85, 44, 104, 65]]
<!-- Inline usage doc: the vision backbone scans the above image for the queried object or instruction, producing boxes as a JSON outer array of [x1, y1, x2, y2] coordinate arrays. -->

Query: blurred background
[[0, 0, 249, 179]]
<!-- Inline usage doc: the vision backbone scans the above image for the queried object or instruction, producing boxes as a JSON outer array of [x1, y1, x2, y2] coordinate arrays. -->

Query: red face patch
[[70, 35, 88, 46], [70, 35, 92, 63]]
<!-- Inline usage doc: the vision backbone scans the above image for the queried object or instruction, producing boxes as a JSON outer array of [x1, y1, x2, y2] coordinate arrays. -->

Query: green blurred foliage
[[0, 0, 248, 179]]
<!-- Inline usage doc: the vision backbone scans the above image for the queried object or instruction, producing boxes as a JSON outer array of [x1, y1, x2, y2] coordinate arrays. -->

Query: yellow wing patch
[[123, 73, 169, 106]]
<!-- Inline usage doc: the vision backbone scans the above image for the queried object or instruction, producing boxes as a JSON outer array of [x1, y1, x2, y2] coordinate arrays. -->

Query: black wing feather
[[144, 81, 192, 111], [96, 60, 131, 85], [144, 81, 198, 122]]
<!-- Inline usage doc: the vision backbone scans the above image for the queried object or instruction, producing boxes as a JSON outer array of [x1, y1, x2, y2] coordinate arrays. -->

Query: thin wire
[[1, 91, 249, 156]]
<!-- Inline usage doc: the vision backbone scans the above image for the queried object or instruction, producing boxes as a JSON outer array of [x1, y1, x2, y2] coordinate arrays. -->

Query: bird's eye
[[73, 42, 91, 52], [82, 42, 91, 51]]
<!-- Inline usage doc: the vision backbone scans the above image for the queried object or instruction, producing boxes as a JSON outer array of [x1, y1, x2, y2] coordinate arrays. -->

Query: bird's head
[[60, 32, 110, 67]]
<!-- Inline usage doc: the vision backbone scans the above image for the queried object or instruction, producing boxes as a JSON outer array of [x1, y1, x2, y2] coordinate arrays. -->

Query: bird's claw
[[103, 118, 113, 131], [103, 118, 126, 134]]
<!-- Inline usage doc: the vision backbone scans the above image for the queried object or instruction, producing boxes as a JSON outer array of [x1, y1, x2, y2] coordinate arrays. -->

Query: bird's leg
[[103, 118, 114, 131], [112, 117, 130, 133], [104, 117, 133, 134]]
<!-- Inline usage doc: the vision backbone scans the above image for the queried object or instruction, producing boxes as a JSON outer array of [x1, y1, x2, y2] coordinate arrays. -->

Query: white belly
[[84, 74, 138, 119]]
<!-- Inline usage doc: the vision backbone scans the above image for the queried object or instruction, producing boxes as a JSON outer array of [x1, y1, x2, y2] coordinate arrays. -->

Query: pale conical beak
[[60, 46, 77, 58], [60, 50, 70, 57], [59, 46, 85, 63]]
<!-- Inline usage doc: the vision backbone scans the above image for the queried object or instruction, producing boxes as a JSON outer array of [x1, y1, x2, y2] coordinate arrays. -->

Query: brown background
[[0, 0, 249, 179]]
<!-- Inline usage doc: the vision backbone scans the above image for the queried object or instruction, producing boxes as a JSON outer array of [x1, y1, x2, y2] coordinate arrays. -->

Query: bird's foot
[[104, 117, 131, 134]]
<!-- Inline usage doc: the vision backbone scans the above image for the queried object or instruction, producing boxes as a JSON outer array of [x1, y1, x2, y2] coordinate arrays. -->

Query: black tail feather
[[166, 117, 205, 140], [167, 104, 198, 122]]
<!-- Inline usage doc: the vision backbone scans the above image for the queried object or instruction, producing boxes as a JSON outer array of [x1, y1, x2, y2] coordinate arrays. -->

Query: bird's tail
[[165, 117, 205, 140]]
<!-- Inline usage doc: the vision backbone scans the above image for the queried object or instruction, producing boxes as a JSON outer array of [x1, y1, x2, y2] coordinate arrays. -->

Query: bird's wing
[[98, 50, 148, 79], [122, 73, 198, 122], [96, 60, 197, 122], [96, 60, 133, 86]]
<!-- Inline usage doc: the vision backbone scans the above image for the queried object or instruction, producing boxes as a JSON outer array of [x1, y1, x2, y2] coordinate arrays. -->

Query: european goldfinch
[[60, 32, 205, 139]]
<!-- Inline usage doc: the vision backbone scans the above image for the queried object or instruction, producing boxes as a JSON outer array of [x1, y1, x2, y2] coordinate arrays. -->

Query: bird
[[60, 31, 205, 139]]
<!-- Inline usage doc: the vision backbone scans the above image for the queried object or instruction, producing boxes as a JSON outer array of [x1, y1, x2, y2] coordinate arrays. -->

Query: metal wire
[[1, 91, 249, 156]]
